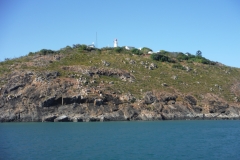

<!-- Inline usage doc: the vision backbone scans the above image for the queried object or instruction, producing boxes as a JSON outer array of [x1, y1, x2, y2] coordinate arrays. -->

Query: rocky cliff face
[[0, 69, 240, 122]]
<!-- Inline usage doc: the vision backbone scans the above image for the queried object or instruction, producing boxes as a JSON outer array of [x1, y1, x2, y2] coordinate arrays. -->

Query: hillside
[[0, 45, 240, 122]]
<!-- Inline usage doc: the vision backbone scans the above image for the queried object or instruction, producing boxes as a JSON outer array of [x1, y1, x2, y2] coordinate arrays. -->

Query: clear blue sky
[[1, 0, 240, 67]]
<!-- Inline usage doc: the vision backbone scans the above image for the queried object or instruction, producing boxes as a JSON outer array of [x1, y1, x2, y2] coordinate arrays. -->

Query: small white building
[[148, 51, 155, 54], [125, 46, 135, 50], [114, 39, 118, 47], [88, 42, 95, 48]]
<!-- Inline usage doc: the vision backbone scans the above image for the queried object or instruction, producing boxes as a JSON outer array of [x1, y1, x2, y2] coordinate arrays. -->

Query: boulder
[[161, 104, 193, 120], [184, 95, 197, 105], [101, 60, 110, 66], [54, 115, 70, 122], [139, 110, 162, 120], [149, 63, 157, 70], [9, 84, 24, 92], [43, 115, 57, 122], [103, 110, 126, 121], [172, 75, 177, 80], [120, 93, 135, 103], [94, 99, 103, 106], [123, 106, 139, 120], [144, 91, 157, 104]]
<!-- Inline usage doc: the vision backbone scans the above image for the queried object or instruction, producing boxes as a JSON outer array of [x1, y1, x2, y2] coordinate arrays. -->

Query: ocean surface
[[0, 120, 240, 160]]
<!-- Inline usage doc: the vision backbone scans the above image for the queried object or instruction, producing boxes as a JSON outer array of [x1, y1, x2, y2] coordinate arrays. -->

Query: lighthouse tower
[[114, 39, 118, 47]]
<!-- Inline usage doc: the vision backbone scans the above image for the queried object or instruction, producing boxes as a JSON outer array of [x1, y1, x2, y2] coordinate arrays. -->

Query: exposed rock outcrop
[[0, 70, 240, 122]]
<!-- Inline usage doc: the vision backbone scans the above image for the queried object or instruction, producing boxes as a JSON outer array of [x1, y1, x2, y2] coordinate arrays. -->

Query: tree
[[196, 50, 202, 57]]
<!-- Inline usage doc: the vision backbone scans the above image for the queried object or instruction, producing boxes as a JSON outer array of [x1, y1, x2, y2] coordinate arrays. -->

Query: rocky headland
[[0, 47, 240, 122]]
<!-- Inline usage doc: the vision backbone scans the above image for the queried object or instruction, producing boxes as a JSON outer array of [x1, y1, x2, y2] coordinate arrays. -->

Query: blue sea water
[[0, 120, 240, 160]]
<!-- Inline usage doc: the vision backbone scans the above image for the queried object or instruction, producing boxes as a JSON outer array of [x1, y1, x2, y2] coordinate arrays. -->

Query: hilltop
[[0, 45, 240, 122]]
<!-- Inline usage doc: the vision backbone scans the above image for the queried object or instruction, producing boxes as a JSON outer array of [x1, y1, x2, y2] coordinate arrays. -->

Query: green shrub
[[72, 44, 81, 48], [39, 49, 59, 55], [4, 58, 11, 61], [131, 48, 142, 55], [79, 45, 87, 50], [73, 44, 90, 51], [177, 53, 189, 61], [200, 57, 216, 65], [141, 47, 152, 54], [159, 50, 169, 54], [28, 52, 35, 56], [114, 47, 123, 53], [186, 56, 215, 65], [61, 45, 72, 51], [101, 47, 114, 51], [151, 53, 174, 63]]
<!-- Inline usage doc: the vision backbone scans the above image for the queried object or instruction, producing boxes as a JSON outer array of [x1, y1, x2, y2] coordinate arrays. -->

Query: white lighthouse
[[114, 39, 118, 47]]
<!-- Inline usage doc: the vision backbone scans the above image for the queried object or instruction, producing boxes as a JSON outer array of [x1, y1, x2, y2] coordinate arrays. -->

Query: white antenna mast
[[96, 32, 97, 48]]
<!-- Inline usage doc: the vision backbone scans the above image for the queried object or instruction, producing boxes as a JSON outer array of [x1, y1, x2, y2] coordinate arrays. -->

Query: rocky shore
[[1, 69, 240, 122]]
